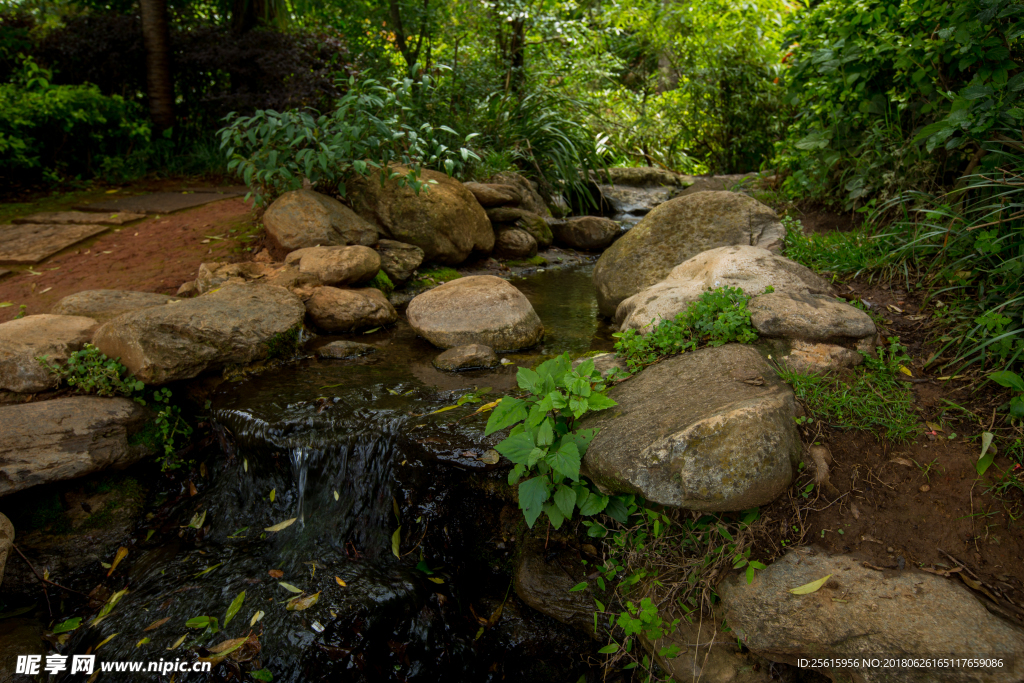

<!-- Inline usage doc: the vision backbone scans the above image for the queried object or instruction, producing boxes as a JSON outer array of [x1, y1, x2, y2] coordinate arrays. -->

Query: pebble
[[887, 546, 894, 553], [920, 484, 930, 492]]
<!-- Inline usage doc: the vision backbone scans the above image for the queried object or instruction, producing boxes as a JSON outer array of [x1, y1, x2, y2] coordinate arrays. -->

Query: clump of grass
[[777, 337, 919, 442]]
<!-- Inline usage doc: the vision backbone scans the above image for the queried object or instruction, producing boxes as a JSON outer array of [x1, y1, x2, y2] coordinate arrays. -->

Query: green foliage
[[990, 371, 1024, 421], [39, 344, 192, 470], [219, 76, 480, 206], [485, 353, 621, 529], [412, 266, 461, 287], [264, 325, 302, 360], [778, 337, 919, 442], [613, 286, 760, 372], [368, 270, 395, 297], [777, 0, 1023, 208], [0, 56, 149, 186]]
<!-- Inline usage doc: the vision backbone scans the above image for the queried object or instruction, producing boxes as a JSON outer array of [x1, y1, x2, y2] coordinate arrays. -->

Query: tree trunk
[[140, 0, 174, 132]]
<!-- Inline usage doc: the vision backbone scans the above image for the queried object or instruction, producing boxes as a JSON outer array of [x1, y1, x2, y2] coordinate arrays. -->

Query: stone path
[[73, 189, 245, 215], [0, 223, 111, 265], [13, 211, 145, 225]]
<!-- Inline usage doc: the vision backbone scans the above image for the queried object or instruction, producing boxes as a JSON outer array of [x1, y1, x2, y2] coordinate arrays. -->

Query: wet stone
[[432, 344, 498, 371], [315, 341, 378, 359], [0, 223, 110, 265]]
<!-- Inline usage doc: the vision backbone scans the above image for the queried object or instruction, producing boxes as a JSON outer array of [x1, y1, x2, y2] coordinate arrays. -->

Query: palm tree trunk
[[140, 0, 174, 132]]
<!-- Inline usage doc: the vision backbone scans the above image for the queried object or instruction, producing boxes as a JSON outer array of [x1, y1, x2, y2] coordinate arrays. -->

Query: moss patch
[[265, 324, 303, 359], [368, 270, 395, 296], [412, 266, 461, 287], [507, 256, 548, 267]]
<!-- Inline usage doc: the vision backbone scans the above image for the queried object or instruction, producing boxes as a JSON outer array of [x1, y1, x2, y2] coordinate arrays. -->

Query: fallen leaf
[[107, 547, 129, 576], [143, 617, 170, 632], [269, 488, 276, 503], [265, 518, 297, 532], [268, 569, 284, 578], [244, 458, 248, 472], [960, 574, 999, 602], [90, 588, 128, 626], [890, 457, 914, 467], [224, 591, 245, 626], [250, 610, 264, 626], [470, 399, 501, 416], [193, 563, 222, 578], [362, 327, 380, 335], [184, 510, 206, 529], [789, 574, 832, 595], [333, 490, 339, 501], [95, 633, 118, 650], [189, 481, 198, 496], [279, 582, 303, 594], [167, 634, 187, 650], [898, 365, 912, 376], [977, 432, 996, 476], [198, 636, 248, 663], [335, 576, 346, 587], [136, 637, 150, 648], [0, 302, 13, 307], [52, 617, 82, 634], [392, 527, 401, 558], [479, 450, 500, 465], [286, 592, 320, 611], [925, 421, 943, 432], [427, 577, 444, 584], [39, 287, 52, 294]]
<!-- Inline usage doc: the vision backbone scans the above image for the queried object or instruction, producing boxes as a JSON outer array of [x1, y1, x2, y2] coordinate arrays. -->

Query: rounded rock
[[432, 344, 499, 371], [315, 341, 377, 359], [406, 275, 544, 351], [553, 216, 620, 251], [305, 287, 397, 333], [284, 245, 380, 286], [263, 189, 378, 251], [493, 228, 538, 259]]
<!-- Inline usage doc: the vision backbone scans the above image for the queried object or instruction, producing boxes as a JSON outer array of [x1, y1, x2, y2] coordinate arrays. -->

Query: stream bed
[[56, 265, 617, 682]]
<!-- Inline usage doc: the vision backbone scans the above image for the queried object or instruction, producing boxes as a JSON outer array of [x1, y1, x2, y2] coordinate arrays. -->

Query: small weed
[[613, 286, 762, 373], [778, 337, 919, 442], [14, 304, 27, 319], [914, 458, 942, 483]]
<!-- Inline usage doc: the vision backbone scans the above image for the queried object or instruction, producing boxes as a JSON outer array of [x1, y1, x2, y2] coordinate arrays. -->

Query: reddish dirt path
[[0, 197, 255, 323]]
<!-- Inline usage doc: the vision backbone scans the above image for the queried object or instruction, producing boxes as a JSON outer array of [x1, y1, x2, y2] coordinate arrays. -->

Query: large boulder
[[348, 167, 494, 265], [553, 216, 620, 251], [92, 283, 305, 383], [749, 291, 876, 351], [0, 314, 98, 393], [284, 245, 380, 286], [493, 228, 538, 259], [513, 528, 596, 636], [406, 275, 544, 351], [582, 344, 800, 510], [463, 182, 522, 208], [51, 290, 175, 322], [0, 513, 10, 587], [0, 397, 150, 496], [719, 547, 1024, 683], [263, 189, 378, 252], [305, 287, 397, 333], [615, 245, 832, 329], [376, 239, 424, 282], [486, 207, 553, 248], [593, 191, 787, 317], [485, 172, 549, 216]]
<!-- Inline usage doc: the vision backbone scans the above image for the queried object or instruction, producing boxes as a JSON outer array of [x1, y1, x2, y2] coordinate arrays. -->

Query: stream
[[57, 264, 616, 682]]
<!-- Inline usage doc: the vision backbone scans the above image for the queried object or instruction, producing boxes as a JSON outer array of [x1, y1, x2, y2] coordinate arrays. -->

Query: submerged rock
[[615, 245, 832, 329], [284, 244, 380, 286], [348, 167, 494, 265], [0, 314, 98, 393], [0, 397, 150, 496], [406, 275, 544, 351], [315, 341, 378, 359], [582, 344, 800, 511], [263, 188, 379, 251], [92, 283, 305, 383], [305, 287, 397, 333], [593, 191, 786, 317], [0, 513, 10, 588], [51, 290, 176, 322], [513, 528, 596, 636], [552, 216, 620, 251], [719, 547, 1024, 683], [432, 344, 498, 371], [376, 239, 424, 282], [493, 228, 538, 259]]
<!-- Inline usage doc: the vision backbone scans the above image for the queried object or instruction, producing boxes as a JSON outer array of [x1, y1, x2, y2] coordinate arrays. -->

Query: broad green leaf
[[977, 432, 996, 476], [565, 428, 599, 456], [508, 463, 527, 485], [527, 396, 553, 427], [52, 617, 81, 634], [547, 440, 581, 482], [569, 582, 588, 592], [536, 418, 554, 446], [224, 591, 245, 626], [598, 643, 620, 654], [554, 484, 577, 519], [543, 501, 565, 529], [789, 574, 832, 595], [579, 490, 608, 516], [485, 397, 528, 435], [516, 367, 541, 392], [495, 431, 535, 464], [527, 446, 546, 467], [586, 393, 617, 412], [518, 476, 551, 528], [989, 371, 1024, 393], [604, 496, 630, 523]]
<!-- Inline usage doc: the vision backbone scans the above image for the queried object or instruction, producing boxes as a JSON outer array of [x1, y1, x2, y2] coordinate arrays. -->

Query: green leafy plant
[[990, 371, 1024, 421], [484, 353, 620, 528], [613, 286, 761, 372], [220, 76, 480, 206]]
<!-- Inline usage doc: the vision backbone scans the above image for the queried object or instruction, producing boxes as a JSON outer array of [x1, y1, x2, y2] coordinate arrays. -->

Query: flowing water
[[57, 265, 615, 682]]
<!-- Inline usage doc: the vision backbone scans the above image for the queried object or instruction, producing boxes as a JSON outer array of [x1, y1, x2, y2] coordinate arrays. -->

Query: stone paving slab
[[72, 192, 234, 215], [0, 269, 9, 278], [0, 223, 110, 265], [13, 211, 145, 226]]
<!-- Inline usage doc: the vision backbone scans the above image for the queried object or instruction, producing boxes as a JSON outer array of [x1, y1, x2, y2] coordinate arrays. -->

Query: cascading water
[[50, 265, 615, 683]]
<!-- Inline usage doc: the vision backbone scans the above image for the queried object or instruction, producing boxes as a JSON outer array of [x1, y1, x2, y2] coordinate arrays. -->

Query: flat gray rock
[[73, 192, 233, 215], [0, 314, 98, 392], [13, 211, 145, 225], [0, 223, 110, 264], [315, 341, 377, 359], [433, 344, 498, 371], [51, 289, 176, 322], [0, 396, 150, 496]]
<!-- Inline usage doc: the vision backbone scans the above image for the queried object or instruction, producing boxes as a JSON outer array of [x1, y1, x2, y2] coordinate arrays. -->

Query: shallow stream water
[[57, 265, 615, 682]]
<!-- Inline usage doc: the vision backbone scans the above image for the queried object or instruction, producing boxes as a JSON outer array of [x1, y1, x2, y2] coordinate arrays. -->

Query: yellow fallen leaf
[[335, 576, 346, 587], [427, 577, 445, 584], [136, 637, 150, 648], [279, 582, 303, 594], [143, 617, 170, 631], [286, 592, 320, 611], [333, 490, 339, 501], [428, 405, 461, 415], [107, 546, 129, 576], [789, 574, 832, 595], [244, 458, 248, 472], [198, 636, 248, 663], [167, 634, 187, 650], [470, 399, 501, 416], [95, 633, 118, 650], [269, 488, 276, 502], [250, 610, 264, 626], [392, 527, 401, 558], [925, 421, 943, 432], [265, 518, 297, 532], [898, 365, 912, 376]]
